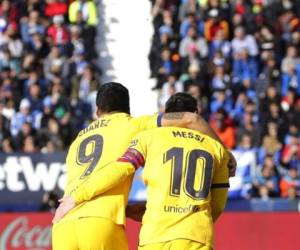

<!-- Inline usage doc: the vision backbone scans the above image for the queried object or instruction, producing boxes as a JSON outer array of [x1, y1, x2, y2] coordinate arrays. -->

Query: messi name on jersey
[[172, 130, 205, 142]]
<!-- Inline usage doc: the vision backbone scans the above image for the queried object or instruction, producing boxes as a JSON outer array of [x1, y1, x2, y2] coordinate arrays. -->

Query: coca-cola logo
[[0, 217, 51, 250]]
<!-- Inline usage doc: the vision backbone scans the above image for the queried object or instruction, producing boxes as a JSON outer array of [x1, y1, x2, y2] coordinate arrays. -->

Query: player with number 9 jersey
[[52, 83, 163, 250], [62, 113, 159, 225]]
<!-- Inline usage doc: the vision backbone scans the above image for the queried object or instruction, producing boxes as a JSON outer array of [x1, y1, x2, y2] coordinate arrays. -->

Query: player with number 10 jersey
[[123, 126, 229, 249]]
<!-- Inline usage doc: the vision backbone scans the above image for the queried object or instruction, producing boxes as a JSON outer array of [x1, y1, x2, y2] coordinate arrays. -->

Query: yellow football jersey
[[119, 127, 229, 247], [60, 113, 159, 225]]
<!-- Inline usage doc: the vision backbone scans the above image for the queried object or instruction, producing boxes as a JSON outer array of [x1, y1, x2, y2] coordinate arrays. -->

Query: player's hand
[[228, 151, 237, 177], [52, 196, 76, 224]]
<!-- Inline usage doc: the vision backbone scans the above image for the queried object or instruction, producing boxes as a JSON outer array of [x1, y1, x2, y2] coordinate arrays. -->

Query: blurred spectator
[[20, 10, 45, 45], [23, 135, 37, 153], [179, 26, 208, 59], [47, 15, 70, 47], [39, 191, 59, 212], [281, 134, 300, 169], [26, 31, 50, 59], [281, 62, 300, 97], [1, 137, 14, 153], [232, 49, 258, 86], [211, 65, 230, 91], [261, 101, 286, 140], [68, 24, 85, 57], [209, 29, 231, 59], [280, 167, 300, 199], [236, 133, 253, 151], [48, 80, 71, 143], [178, 0, 198, 23], [68, 0, 98, 27], [261, 122, 282, 156], [70, 65, 99, 104], [159, 73, 183, 111], [231, 26, 259, 58], [204, 8, 229, 42], [237, 111, 261, 148], [0, 0, 18, 27], [256, 26, 275, 62], [281, 45, 300, 74], [257, 57, 280, 96], [259, 85, 281, 116], [10, 98, 33, 136], [43, 46, 69, 84], [210, 88, 232, 114], [153, 48, 178, 89], [210, 108, 236, 149], [182, 63, 203, 89], [14, 121, 36, 151], [252, 155, 280, 199]]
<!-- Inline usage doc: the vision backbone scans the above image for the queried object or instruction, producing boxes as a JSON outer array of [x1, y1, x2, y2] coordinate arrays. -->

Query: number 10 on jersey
[[164, 147, 213, 200]]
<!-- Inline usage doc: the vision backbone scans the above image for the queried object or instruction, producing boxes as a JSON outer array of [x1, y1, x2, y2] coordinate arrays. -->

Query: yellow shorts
[[52, 217, 128, 250], [139, 239, 211, 250]]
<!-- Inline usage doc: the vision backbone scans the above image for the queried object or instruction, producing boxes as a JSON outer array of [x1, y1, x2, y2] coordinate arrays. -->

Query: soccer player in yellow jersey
[[52, 83, 233, 250], [126, 93, 229, 250]]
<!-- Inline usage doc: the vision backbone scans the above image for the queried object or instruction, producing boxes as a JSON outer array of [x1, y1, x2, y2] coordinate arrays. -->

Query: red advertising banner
[[214, 212, 300, 250], [0, 212, 300, 250], [0, 213, 52, 250]]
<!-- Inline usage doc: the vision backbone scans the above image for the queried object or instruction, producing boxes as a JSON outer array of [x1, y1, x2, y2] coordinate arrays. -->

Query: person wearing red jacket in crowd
[[282, 134, 300, 168], [210, 108, 236, 149], [47, 15, 69, 46], [45, 0, 68, 18], [280, 167, 300, 199], [204, 8, 229, 42]]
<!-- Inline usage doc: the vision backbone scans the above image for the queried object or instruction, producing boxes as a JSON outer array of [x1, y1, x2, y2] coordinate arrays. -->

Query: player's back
[[61, 113, 157, 225], [138, 127, 229, 247]]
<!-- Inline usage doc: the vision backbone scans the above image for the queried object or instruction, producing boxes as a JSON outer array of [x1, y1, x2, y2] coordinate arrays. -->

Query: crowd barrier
[[0, 212, 300, 250]]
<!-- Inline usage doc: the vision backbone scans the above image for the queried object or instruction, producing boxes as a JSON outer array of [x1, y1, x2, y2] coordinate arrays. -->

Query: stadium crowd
[[149, 0, 300, 200], [0, 0, 100, 153]]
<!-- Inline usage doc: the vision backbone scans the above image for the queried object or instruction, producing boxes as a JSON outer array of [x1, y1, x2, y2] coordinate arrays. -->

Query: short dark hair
[[165, 93, 198, 113], [96, 82, 130, 114]]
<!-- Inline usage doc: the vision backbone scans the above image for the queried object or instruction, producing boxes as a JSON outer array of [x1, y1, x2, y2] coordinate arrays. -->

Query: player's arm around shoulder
[[52, 160, 136, 224], [52, 133, 148, 224]]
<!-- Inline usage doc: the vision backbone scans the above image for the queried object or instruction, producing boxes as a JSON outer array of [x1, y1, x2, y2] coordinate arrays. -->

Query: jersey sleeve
[[211, 146, 230, 222], [212, 146, 230, 188], [133, 115, 161, 132], [117, 132, 148, 169], [71, 161, 136, 204]]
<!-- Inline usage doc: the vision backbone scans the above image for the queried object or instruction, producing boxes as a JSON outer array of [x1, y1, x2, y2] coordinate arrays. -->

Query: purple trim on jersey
[[211, 183, 230, 189], [157, 114, 163, 127], [117, 148, 145, 169]]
